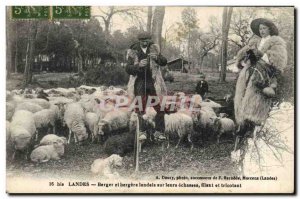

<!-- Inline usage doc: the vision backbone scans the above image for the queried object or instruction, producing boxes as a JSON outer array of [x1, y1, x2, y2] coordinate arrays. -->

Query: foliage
[[85, 64, 129, 86], [229, 8, 257, 49]]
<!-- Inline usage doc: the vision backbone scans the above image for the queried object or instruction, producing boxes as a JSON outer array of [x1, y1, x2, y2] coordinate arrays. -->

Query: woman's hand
[[252, 49, 264, 58]]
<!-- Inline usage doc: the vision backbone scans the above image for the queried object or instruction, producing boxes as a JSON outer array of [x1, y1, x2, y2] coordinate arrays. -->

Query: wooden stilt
[[134, 114, 140, 172], [161, 141, 165, 168]]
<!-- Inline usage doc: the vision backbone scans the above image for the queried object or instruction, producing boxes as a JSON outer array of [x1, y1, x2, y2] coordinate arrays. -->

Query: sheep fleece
[[30, 144, 64, 163]]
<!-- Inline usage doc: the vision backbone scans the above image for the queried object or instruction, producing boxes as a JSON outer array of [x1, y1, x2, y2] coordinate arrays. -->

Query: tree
[[6, 7, 13, 78], [147, 6, 152, 32], [229, 8, 257, 49], [190, 17, 221, 70], [23, 21, 38, 86], [95, 6, 142, 38], [219, 7, 233, 82], [177, 8, 198, 69], [152, 6, 165, 49], [198, 33, 219, 68]]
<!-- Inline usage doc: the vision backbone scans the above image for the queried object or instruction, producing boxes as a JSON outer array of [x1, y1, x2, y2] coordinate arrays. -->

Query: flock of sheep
[[6, 85, 236, 177]]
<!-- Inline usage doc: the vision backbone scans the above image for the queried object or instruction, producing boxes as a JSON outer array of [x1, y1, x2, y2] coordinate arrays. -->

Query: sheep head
[[219, 113, 228, 118], [53, 141, 65, 156], [74, 125, 88, 142], [109, 154, 123, 167], [55, 102, 67, 123], [97, 120, 111, 136], [210, 116, 221, 132]]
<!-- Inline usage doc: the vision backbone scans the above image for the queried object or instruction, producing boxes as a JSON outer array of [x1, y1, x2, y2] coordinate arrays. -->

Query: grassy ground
[[7, 141, 238, 181], [7, 71, 239, 180]]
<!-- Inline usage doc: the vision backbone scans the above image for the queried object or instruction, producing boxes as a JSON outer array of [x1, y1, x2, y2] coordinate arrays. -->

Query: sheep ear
[[94, 98, 101, 104], [209, 116, 216, 122]]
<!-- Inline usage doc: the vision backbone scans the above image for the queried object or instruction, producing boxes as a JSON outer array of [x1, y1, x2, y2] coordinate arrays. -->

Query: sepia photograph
[[5, 6, 295, 194]]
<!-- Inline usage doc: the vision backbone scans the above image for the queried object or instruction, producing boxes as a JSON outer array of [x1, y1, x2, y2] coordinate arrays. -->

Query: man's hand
[[139, 59, 148, 67]]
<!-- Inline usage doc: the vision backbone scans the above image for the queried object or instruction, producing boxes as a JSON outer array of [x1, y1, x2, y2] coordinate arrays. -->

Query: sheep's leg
[[25, 148, 29, 161], [187, 133, 193, 150], [217, 133, 221, 144], [91, 133, 95, 143], [35, 131, 39, 142], [175, 136, 183, 148], [166, 134, 170, 149], [68, 129, 72, 144], [74, 133, 78, 143]]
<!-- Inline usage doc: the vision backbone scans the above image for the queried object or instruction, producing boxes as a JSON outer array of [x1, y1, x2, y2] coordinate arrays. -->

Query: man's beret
[[137, 31, 152, 40]]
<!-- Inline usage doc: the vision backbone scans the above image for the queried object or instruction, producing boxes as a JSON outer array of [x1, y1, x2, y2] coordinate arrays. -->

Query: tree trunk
[[147, 6, 152, 32], [187, 29, 191, 70], [152, 6, 165, 49], [77, 50, 83, 73], [104, 19, 110, 39], [199, 55, 205, 70], [15, 31, 18, 73], [219, 7, 233, 82], [23, 21, 38, 87], [6, 7, 13, 78]]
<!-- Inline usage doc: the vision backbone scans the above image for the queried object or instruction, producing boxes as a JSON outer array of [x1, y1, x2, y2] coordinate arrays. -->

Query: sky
[[91, 6, 224, 34], [91, 6, 294, 43]]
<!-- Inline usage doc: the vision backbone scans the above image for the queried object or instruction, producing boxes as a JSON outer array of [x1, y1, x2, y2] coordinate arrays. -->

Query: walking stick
[[161, 140, 165, 168], [134, 114, 140, 172]]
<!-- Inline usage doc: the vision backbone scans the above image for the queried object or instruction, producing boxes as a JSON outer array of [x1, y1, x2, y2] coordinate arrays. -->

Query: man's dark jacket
[[125, 42, 167, 96]]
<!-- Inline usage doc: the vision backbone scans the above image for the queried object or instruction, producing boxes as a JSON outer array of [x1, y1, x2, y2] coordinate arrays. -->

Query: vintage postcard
[[6, 6, 295, 194]]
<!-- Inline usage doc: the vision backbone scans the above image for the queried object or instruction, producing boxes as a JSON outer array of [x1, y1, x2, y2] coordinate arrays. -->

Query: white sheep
[[11, 94, 24, 103], [90, 154, 123, 179], [201, 106, 216, 116], [15, 102, 43, 113], [106, 86, 127, 96], [48, 96, 74, 105], [48, 87, 76, 97], [9, 110, 36, 158], [200, 99, 222, 108], [33, 104, 61, 137], [142, 107, 194, 149], [189, 94, 202, 109], [79, 97, 99, 113], [12, 89, 23, 95], [193, 107, 216, 131], [97, 109, 131, 139], [210, 117, 236, 143], [64, 103, 88, 144], [39, 134, 67, 146], [85, 112, 99, 142], [30, 142, 65, 163], [25, 98, 50, 109]]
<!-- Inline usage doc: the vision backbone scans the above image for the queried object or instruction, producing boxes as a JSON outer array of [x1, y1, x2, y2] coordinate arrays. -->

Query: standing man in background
[[196, 73, 209, 99]]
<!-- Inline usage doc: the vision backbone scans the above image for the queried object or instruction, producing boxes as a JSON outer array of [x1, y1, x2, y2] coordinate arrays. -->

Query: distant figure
[[195, 73, 209, 99]]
